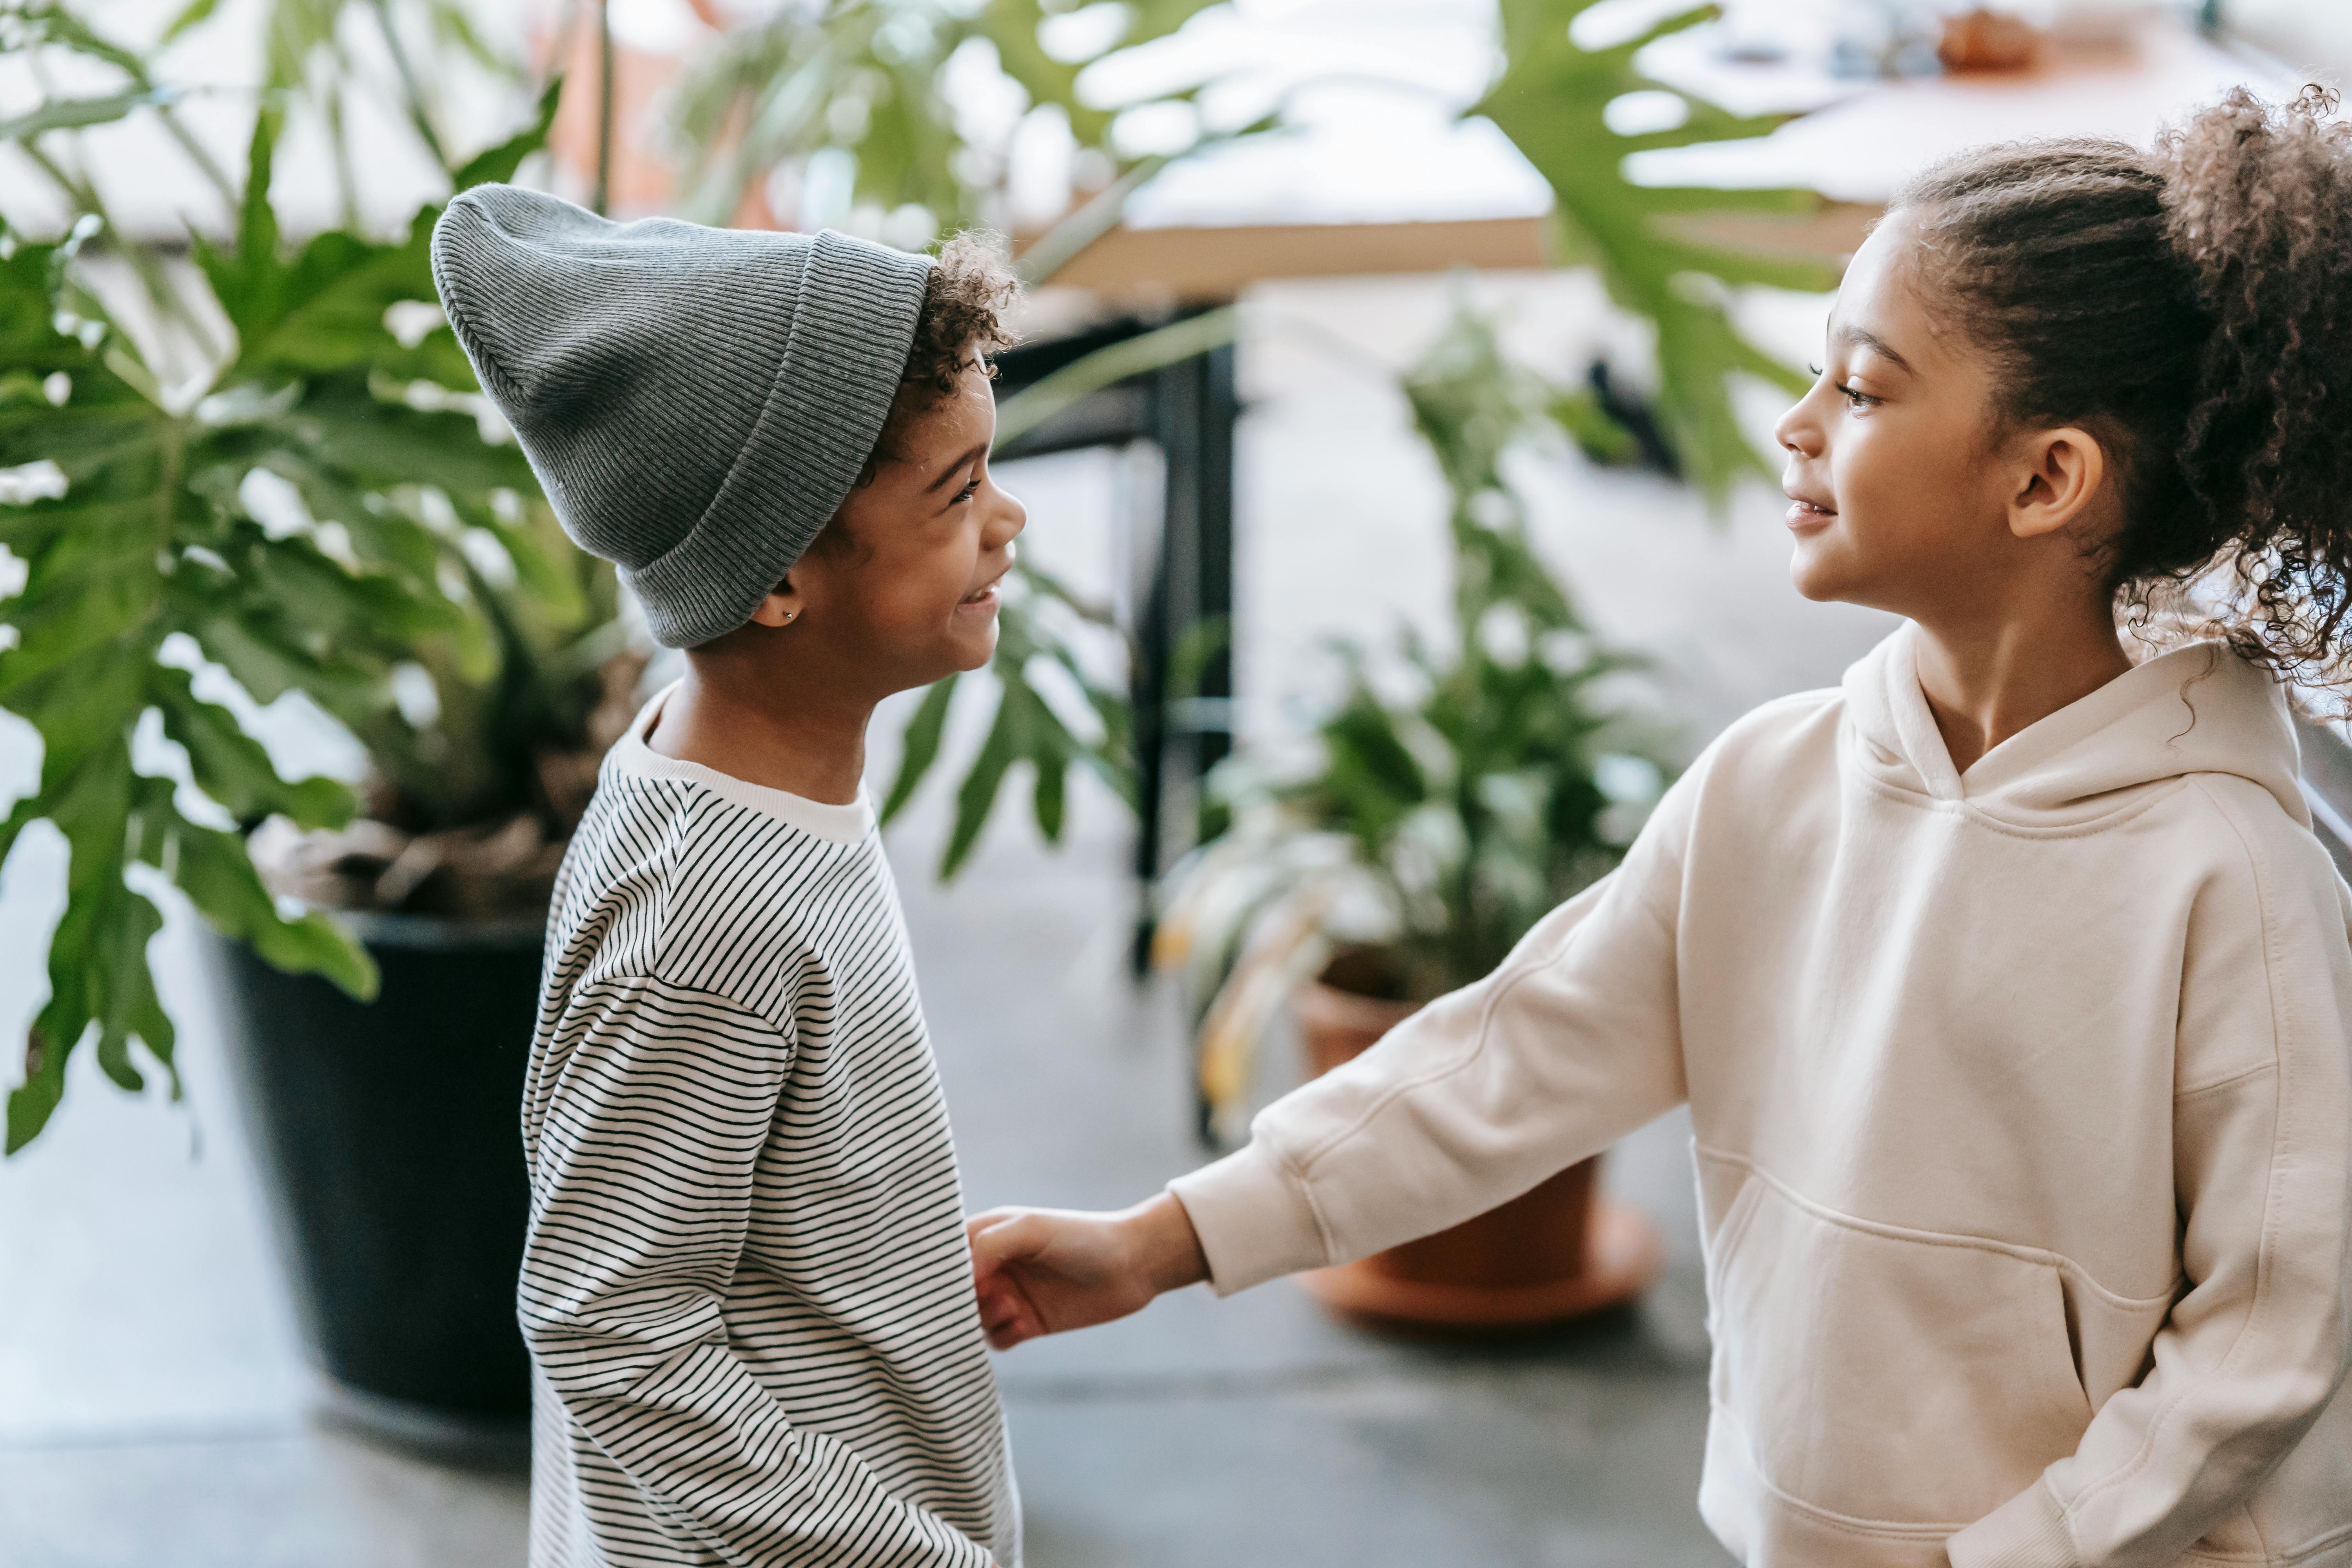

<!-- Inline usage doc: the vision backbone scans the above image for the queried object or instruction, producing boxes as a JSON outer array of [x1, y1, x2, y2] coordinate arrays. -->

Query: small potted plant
[[1156, 299, 1678, 1332]]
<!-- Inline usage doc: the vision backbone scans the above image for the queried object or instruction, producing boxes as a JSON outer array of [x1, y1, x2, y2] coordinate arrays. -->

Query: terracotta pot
[[1290, 976, 1661, 1333], [1938, 9, 2041, 73]]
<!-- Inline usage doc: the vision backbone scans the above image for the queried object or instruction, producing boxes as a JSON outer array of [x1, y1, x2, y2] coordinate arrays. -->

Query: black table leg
[[1132, 331, 1237, 974]]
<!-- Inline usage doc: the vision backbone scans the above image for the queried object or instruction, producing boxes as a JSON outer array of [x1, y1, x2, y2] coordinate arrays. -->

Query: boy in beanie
[[432, 188, 1024, 1568]]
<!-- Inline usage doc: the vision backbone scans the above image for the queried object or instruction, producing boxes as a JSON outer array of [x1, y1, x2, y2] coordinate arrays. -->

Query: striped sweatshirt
[[519, 686, 1018, 1568]]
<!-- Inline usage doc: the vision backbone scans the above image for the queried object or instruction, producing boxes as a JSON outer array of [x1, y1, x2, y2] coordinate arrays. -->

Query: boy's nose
[[990, 488, 1027, 545]]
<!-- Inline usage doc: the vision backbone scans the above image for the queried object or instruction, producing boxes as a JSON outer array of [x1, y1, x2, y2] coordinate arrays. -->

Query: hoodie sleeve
[[1949, 781, 2352, 1568], [520, 976, 991, 1568], [1167, 772, 1693, 1294]]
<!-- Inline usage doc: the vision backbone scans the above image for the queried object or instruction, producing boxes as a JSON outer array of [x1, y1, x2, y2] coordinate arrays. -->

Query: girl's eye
[[951, 475, 981, 505], [1836, 381, 1877, 409], [1807, 361, 1824, 378]]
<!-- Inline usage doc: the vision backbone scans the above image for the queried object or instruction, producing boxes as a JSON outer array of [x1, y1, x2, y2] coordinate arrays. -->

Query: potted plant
[[0, 0, 1206, 1452], [0, 0, 632, 1452], [1155, 297, 1679, 1333], [0, 0, 1238, 1452], [1, 0, 1833, 1420], [659, 0, 1841, 868]]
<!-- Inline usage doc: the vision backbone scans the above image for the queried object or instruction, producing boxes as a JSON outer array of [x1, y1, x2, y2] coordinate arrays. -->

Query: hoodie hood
[[1841, 623, 2306, 829]]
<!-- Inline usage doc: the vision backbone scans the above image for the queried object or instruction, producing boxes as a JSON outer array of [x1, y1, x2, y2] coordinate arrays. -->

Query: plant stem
[[593, 0, 615, 216], [367, 0, 452, 172], [323, 71, 361, 232], [156, 104, 238, 213], [1014, 152, 1167, 287]]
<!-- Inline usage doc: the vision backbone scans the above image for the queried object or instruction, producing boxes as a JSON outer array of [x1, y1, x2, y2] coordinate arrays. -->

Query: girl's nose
[[1775, 400, 1822, 458]]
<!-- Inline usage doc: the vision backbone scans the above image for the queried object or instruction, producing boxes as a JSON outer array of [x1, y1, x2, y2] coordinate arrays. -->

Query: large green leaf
[[664, 0, 1229, 229], [152, 665, 357, 829], [1474, 0, 1837, 499], [880, 672, 958, 825], [452, 76, 564, 192], [922, 570, 1131, 880], [0, 88, 178, 144], [0, 16, 606, 1151]]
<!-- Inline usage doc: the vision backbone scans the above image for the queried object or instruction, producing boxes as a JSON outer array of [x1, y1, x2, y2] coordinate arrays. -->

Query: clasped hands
[[964, 1192, 1210, 1350]]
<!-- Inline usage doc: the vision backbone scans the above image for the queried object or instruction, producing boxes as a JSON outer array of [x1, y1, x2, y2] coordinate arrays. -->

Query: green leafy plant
[[766, 0, 1831, 862], [0, 4, 615, 1152], [1477, 0, 1840, 498], [878, 306, 1239, 879], [662, 0, 1235, 245], [1156, 298, 1675, 1143], [656, 3, 1295, 882]]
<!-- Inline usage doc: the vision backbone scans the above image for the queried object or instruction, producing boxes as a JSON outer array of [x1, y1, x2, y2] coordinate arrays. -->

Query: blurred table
[[1048, 11, 2297, 299], [1032, 11, 2294, 919]]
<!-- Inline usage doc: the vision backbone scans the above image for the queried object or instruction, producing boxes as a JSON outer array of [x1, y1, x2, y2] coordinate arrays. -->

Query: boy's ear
[[2007, 425, 2110, 543], [744, 572, 805, 629]]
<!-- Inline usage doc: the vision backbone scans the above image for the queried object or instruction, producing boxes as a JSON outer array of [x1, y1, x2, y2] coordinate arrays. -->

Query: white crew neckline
[[607, 681, 875, 845]]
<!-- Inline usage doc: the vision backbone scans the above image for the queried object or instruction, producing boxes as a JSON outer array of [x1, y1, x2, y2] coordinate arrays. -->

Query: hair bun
[[2160, 85, 2352, 677]]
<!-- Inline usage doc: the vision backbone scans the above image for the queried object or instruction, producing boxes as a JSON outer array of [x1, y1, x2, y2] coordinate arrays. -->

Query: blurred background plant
[[659, 0, 1250, 278], [1155, 294, 1675, 1145], [1480, 0, 1838, 499], [793, 0, 1832, 851], [650, 0, 1265, 883], [0, 0, 1824, 1152], [0, 0, 614, 1153]]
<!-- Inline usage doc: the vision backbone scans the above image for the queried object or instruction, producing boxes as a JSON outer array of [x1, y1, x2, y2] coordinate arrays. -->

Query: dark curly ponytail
[[1895, 86, 2352, 684]]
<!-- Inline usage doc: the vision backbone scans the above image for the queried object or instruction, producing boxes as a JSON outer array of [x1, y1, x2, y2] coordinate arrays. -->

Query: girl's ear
[[744, 570, 806, 629], [2007, 425, 2111, 543]]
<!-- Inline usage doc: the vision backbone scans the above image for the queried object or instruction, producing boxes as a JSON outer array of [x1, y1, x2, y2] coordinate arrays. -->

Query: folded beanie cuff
[[626, 230, 932, 647]]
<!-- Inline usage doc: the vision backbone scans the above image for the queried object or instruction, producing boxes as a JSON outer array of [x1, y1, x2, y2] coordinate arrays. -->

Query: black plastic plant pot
[[203, 912, 542, 1466]]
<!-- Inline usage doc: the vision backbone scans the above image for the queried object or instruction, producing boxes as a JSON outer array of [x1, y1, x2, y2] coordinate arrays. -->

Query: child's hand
[[965, 1193, 1209, 1350]]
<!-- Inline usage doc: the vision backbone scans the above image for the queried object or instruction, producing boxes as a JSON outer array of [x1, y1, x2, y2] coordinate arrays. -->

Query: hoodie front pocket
[[1711, 1171, 2094, 1528]]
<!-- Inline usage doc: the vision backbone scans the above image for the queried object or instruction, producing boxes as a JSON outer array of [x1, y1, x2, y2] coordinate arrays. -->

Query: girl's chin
[[1787, 539, 1856, 604]]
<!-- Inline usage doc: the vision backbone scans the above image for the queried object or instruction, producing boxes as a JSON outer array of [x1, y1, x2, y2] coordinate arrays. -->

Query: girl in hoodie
[[967, 87, 2352, 1568]]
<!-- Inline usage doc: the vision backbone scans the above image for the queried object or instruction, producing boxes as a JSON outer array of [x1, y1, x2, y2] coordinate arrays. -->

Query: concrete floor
[[0, 271, 1889, 1566]]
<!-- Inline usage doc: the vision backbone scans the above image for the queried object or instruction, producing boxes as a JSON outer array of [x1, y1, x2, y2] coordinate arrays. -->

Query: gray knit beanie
[[428, 186, 933, 647]]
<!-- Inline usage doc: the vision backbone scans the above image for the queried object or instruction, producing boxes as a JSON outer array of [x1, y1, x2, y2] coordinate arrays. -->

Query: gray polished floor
[[0, 271, 1887, 1566]]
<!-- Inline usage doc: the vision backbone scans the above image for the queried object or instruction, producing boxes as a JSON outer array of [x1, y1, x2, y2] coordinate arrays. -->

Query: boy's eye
[[1836, 381, 1877, 408], [952, 479, 980, 505]]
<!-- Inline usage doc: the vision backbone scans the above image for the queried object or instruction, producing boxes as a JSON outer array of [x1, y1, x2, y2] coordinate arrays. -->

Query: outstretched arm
[[972, 769, 1700, 1343], [1167, 777, 1693, 1297], [967, 1193, 1208, 1350]]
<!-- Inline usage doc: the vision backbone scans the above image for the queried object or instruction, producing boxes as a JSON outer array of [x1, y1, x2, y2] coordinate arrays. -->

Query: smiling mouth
[[956, 579, 1003, 610], [1784, 494, 1837, 529]]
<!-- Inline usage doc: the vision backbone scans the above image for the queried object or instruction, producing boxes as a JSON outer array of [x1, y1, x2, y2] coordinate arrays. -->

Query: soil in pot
[[1291, 952, 1661, 1334]]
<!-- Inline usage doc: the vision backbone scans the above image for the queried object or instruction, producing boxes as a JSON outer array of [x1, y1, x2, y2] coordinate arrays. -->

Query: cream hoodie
[[1169, 628, 2352, 1568]]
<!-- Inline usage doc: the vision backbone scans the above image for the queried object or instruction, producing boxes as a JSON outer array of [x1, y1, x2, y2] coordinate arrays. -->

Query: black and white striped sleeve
[[517, 973, 993, 1568]]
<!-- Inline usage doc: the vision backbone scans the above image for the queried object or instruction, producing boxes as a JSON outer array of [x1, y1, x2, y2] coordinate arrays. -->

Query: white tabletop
[[1109, 2, 2294, 234]]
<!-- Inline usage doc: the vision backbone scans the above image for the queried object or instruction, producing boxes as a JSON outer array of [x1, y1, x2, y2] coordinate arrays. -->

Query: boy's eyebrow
[[1833, 324, 1916, 374], [926, 443, 989, 492]]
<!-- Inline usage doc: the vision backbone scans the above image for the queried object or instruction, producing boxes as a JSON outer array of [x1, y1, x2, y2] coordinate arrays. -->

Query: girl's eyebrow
[[926, 443, 987, 492], [1833, 324, 1916, 374]]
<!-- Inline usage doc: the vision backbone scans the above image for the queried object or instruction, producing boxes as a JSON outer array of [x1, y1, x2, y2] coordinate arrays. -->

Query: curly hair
[[817, 231, 1020, 543], [1895, 86, 2352, 684], [900, 229, 1020, 401]]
